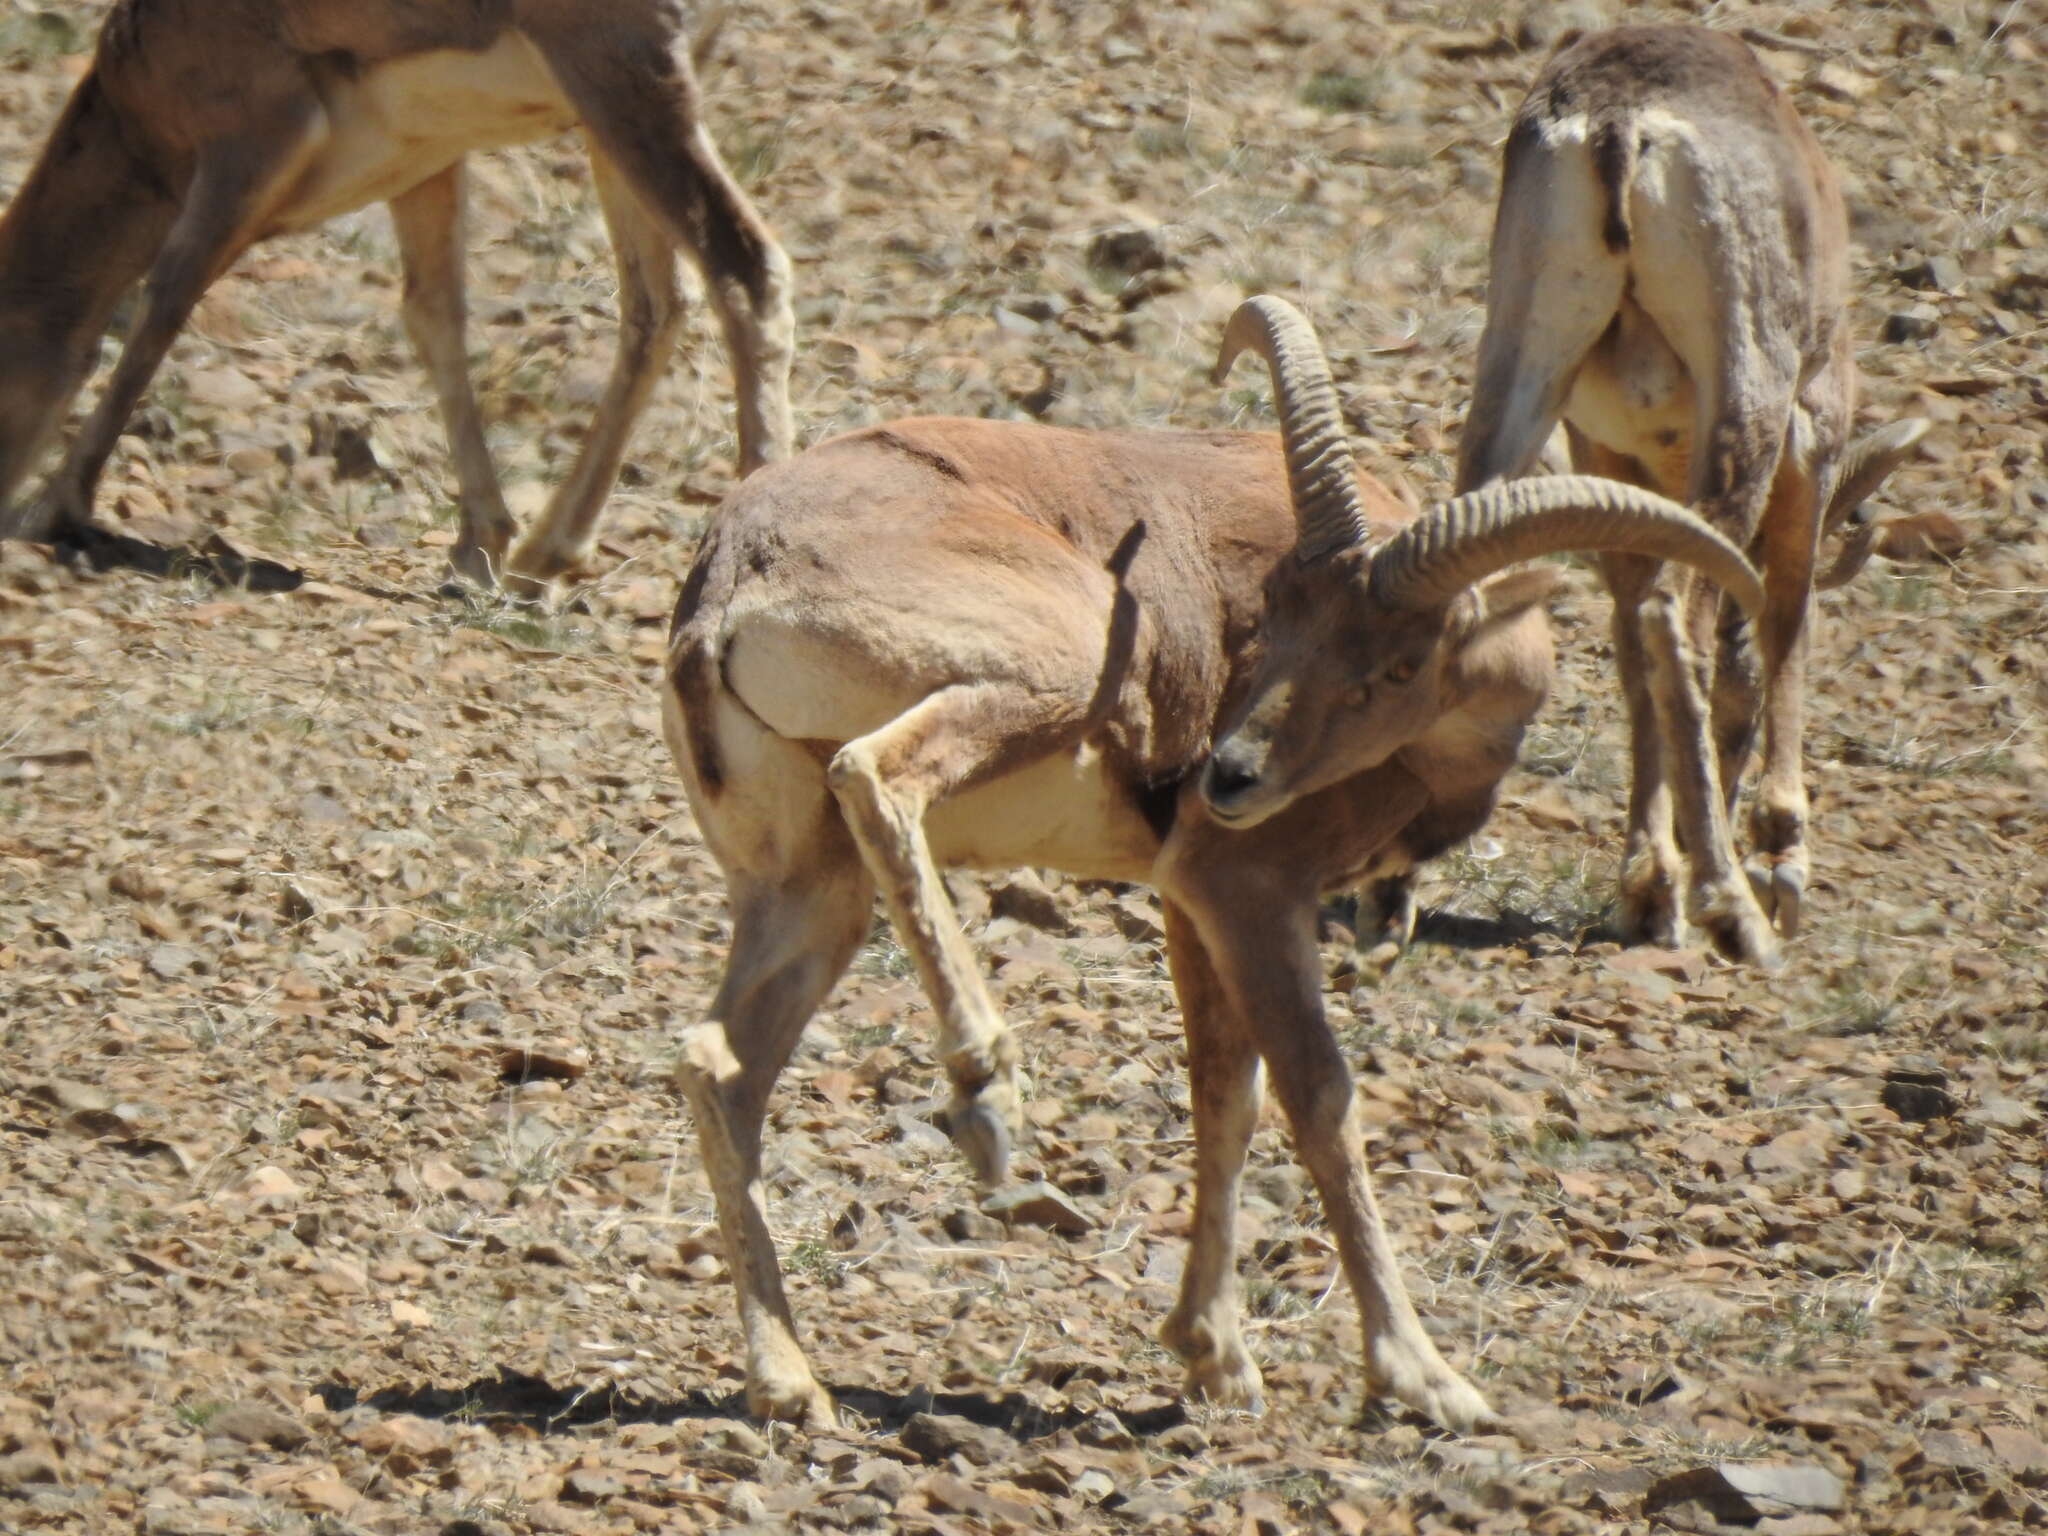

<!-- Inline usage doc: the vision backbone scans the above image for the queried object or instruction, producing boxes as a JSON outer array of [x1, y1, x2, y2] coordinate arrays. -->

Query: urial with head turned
[[660, 294, 1765, 1432], [0, 0, 793, 594], [1458, 24, 1928, 964]]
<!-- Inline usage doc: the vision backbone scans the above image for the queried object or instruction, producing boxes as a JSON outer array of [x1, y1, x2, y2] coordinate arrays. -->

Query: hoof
[[941, 1096, 1013, 1188], [444, 540, 504, 593], [1162, 1310, 1265, 1412], [1697, 888, 1782, 969], [1616, 880, 1683, 950], [1180, 1359, 1266, 1414], [1771, 864, 1806, 937], [1353, 938, 1404, 980], [746, 1373, 838, 1430], [1747, 853, 1806, 939], [1367, 1339, 1497, 1436]]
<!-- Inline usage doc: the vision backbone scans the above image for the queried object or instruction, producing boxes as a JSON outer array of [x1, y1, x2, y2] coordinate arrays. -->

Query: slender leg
[[388, 164, 517, 589], [1351, 867, 1418, 975], [1601, 553, 1684, 946], [503, 148, 685, 594], [1156, 900, 1265, 1409], [1744, 412, 1841, 936], [673, 847, 874, 1427], [1570, 405, 1690, 949], [825, 682, 1101, 1186], [1654, 369, 1795, 964], [1158, 773, 1491, 1434], [1710, 596, 1761, 816], [524, 12, 795, 472], [21, 98, 326, 543], [1627, 188, 1814, 964], [1163, 862, 1492, 1432]]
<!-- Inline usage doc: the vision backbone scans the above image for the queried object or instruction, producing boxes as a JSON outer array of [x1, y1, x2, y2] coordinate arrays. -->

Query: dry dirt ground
[[3, 1, 2048, 1532]]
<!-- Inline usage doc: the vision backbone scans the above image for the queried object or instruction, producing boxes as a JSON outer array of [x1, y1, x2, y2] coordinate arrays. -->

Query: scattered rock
[[1882, 1062, 1957, 1123], [986, 871, 1075, 935], [981, 1180, 1097, 1236], [205, 1401, 311, 1450], [1085, 222, 1174, 276], [1881, 306, 1940, 343], [898, 1413, 1013, 1467]]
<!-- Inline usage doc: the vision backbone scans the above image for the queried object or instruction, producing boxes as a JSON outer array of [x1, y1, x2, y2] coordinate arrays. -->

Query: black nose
[[1204, 748, 1261, 806]]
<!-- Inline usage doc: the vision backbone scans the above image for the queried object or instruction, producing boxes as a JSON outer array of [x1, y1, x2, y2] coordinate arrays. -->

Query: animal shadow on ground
[[316, 1369, 1189, 1441], [1341, 899, 1587, 960], [42, 525, 305, 592]]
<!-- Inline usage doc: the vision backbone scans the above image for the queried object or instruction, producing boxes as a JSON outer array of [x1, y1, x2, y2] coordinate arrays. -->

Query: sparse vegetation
[[2, 2, 2044, 1532]]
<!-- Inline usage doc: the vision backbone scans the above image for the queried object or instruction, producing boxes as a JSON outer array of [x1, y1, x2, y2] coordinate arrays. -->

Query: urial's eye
[[1384, 659, 1419, 685]]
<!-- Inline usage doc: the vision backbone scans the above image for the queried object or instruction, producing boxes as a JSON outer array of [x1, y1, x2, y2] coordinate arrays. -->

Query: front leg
[[1159, 776, 1494, 1434], [26, 98, 328, 548], [390, 165, 516, 590], [1157, 900, 1265, 1410]]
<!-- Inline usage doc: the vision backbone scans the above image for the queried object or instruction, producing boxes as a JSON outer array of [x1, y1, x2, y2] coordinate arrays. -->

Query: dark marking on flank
[[667, 555, 725, 794], [867, 429, 969, 482], [1592, 120, 1634, 253], [668, 641, 725, 796]]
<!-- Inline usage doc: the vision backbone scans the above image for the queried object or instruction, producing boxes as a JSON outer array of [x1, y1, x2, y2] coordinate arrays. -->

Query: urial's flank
[[0, 0, 793, 595], [660, 294, 1765, 1433], [1457, 24, 1927, 965]]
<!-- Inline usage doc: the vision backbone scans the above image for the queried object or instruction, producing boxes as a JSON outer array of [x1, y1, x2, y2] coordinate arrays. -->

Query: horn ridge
[[1369, 475, 1766, 617], [1213, 296, 1368, 560]]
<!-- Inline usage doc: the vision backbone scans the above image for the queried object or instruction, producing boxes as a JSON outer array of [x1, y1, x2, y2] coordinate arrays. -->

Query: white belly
[[278, 36, 580, 229], [926, 744, 1164, 884]]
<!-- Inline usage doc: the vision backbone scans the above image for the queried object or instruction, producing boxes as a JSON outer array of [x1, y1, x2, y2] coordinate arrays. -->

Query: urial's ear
[[1473, 564, 1568, 624]]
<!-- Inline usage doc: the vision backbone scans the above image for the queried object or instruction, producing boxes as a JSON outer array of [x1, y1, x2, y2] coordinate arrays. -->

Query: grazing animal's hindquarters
[[0, 0, 794, 593], [661, 296, 1767, 1430], [1458, 24, 1893, 965]]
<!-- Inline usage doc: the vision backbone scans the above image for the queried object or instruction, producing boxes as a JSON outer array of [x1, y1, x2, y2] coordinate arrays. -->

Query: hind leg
[[667, 692, 876, 1425], [1573, 429, 1688, 946], [390, 165, 518, 589], [503, 148, 686, 595], [1744, 396, 1845, 936], [1455, 138, 1627, 495], [523, 10, 795, 472], [825, 682, 1103, 1186], [1710, 596, 1761, 817]]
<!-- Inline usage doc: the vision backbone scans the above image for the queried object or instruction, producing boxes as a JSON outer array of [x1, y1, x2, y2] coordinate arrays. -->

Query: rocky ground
[[3, 1, 2047, 1532]]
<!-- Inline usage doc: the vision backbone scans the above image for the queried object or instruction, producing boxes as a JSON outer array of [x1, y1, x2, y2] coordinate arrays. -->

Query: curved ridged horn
[[1212, 296, 1367, 560], [1822, 416, 1930, 538], [1369, 476, 1766, 619]]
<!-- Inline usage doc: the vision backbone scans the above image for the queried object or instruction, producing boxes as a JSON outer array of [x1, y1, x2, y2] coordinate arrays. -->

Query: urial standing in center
[[661, 295, 1766, 1431]]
